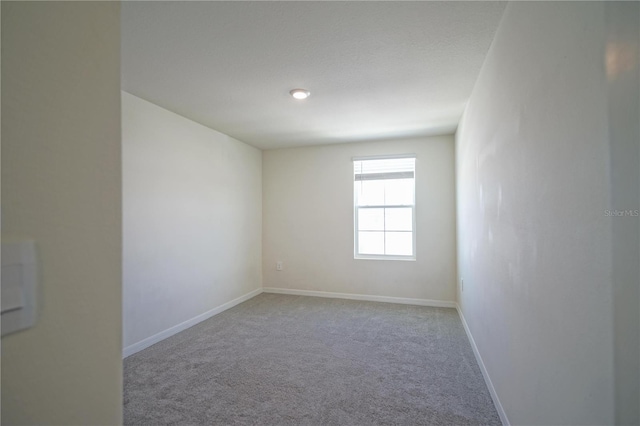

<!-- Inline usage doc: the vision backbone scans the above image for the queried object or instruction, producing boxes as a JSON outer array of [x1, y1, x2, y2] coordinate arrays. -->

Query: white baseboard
[[123, 287, 263, 358], [262, 287, 456, 308], [456, 304, 510, 426]]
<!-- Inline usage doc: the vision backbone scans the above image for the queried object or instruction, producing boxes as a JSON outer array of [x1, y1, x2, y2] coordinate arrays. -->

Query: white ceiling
[[122, 2, 506, 150]]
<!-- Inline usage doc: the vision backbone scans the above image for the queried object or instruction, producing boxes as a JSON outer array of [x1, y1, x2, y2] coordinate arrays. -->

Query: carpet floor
[[124, 293, 501, 425]]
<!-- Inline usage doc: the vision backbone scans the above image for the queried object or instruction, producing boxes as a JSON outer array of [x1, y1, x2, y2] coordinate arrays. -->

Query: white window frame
[[353, 154, 416, 261]]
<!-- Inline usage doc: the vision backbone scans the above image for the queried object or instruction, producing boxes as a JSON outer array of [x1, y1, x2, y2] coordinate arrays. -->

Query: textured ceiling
[[122, 2, 506, 150]]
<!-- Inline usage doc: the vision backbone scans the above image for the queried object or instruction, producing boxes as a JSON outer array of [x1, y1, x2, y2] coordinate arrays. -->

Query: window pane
[[358, 208, 384, 231], [356, 179, 385, 206], [385, 232, 413, 256], [385, 208, 413, 231], [385, 178, 414, 205], [358, 232, 384, 255]]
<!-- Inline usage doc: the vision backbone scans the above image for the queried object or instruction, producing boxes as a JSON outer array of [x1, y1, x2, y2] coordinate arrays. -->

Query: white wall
[[606, 3, 640, 424], [263, 136, 456, 302], [456, 2, 621, 425], [1, 2, 122, 424], [122, 92, 262, 351]]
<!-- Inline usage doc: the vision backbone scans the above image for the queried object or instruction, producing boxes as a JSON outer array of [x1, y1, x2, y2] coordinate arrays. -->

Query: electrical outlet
[[276, 261, 283, 271]]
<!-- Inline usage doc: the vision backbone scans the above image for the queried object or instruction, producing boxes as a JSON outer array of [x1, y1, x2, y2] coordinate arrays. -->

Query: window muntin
[[354, 156, 416, 260]]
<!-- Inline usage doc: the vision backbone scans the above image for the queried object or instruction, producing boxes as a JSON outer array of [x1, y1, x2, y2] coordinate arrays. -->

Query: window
[[354, 155, 416, 260]]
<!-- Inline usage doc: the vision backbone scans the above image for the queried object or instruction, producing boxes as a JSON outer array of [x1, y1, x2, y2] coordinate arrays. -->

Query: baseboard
[[123, 287, 263, 358], [262, 287, 456, 308], [456, 304, 510, 426]]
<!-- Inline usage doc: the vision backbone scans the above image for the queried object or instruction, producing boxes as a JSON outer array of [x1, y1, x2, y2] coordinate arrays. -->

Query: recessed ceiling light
[[290, 89, 310, 100]]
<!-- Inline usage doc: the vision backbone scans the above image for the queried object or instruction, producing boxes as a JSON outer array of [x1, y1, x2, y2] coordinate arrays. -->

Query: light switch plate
[[1, 239, 38, 336], [1, 264, 25, 312]]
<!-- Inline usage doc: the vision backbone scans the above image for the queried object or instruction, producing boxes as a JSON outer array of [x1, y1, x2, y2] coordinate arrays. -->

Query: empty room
[[1, 1, 638, 426]]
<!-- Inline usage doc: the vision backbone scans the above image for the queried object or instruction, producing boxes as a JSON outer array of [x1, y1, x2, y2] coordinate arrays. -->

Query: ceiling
[[122, 2, 506, 150]]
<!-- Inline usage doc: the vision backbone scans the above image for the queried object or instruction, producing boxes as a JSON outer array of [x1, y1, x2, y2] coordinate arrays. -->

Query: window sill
[[354, 255, 416, 261]]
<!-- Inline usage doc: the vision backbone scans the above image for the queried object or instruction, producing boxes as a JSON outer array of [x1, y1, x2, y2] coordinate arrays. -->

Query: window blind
[[353, 157, 415, 181]]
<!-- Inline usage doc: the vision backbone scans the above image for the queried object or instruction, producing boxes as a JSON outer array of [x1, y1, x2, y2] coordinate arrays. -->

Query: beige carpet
[[124, 293, 500, 425]]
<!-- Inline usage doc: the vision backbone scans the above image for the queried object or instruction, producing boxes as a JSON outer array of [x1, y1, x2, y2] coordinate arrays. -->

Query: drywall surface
[[605, 3, 640, 424], [122, 92, 262, 349], [263, 136, 456, 302], [456, 2, 616, 425], [1, 2, 122, 424]]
